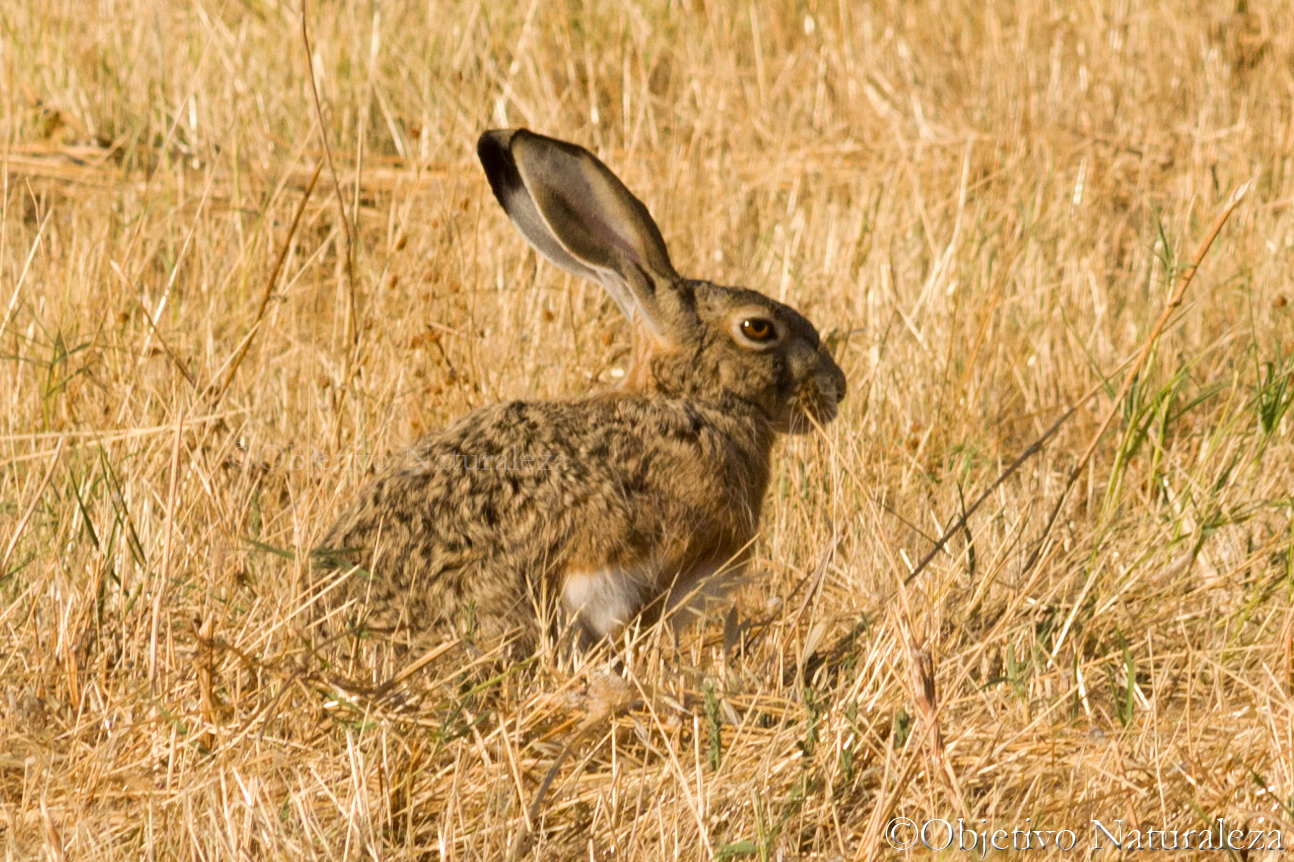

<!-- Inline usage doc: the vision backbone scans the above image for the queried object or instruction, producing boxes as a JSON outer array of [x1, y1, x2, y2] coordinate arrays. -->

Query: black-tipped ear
[[477, 131, 606, 286], [476, 131, 520, 204], [477, 128, 682, 339]]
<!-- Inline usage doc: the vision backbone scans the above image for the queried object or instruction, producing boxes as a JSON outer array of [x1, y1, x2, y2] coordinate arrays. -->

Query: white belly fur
[[562, 560, 737, 640], [562, 569, 642, 639]]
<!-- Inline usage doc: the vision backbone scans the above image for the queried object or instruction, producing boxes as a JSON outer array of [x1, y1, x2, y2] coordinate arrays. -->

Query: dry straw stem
[[0, 436, 64, 578], [301, 0, 359, 352], [1030, 179, 1254, 571], [856, 181, 1253, 816], [207, 161, 323, 408], [890, 178, 1250, 600], [3, 2, 1294, 860]]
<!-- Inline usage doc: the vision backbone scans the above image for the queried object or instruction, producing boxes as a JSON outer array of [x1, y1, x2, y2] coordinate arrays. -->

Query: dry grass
[[3, 0, 1294, 858]]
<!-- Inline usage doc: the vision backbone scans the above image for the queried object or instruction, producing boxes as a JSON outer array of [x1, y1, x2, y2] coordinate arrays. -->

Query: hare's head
[[478, 129, 845, 434]]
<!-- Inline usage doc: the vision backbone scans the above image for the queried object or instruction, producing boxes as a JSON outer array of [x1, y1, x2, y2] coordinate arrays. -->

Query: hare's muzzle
[[784, 347, 846, 434]]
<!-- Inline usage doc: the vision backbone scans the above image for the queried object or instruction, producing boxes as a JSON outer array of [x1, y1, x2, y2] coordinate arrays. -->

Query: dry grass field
[[2, 0, 1293, 858]]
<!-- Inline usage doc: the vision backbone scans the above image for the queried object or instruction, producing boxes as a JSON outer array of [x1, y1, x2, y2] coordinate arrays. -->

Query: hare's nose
[[819, 348, 846, 404]]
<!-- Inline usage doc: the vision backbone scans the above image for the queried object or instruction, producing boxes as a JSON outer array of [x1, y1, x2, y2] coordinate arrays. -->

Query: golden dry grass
[[2, 0, 1294, 859]]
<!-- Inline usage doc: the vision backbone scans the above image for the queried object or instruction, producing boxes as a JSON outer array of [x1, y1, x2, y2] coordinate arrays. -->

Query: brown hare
[[314, 129, 845, 652]]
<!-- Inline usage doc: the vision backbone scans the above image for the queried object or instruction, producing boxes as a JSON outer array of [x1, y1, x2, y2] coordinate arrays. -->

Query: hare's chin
[[781, 414, 819, 435], [780, 400, 839, 435]]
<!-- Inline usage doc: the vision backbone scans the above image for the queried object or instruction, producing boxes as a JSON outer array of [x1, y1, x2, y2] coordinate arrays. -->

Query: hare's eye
[[741, 318, 777, 342]]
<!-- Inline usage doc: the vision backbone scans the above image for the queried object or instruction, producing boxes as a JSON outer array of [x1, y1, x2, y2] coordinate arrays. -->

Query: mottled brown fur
[[317, 391, 773, 648]]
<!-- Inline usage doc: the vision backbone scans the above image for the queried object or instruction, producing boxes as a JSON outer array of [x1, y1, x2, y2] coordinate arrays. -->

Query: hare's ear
[[478, 129, 684, 341]]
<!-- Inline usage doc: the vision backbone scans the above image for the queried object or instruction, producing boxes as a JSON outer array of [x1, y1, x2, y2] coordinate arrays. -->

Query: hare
[[313, 129, 845, 652]]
